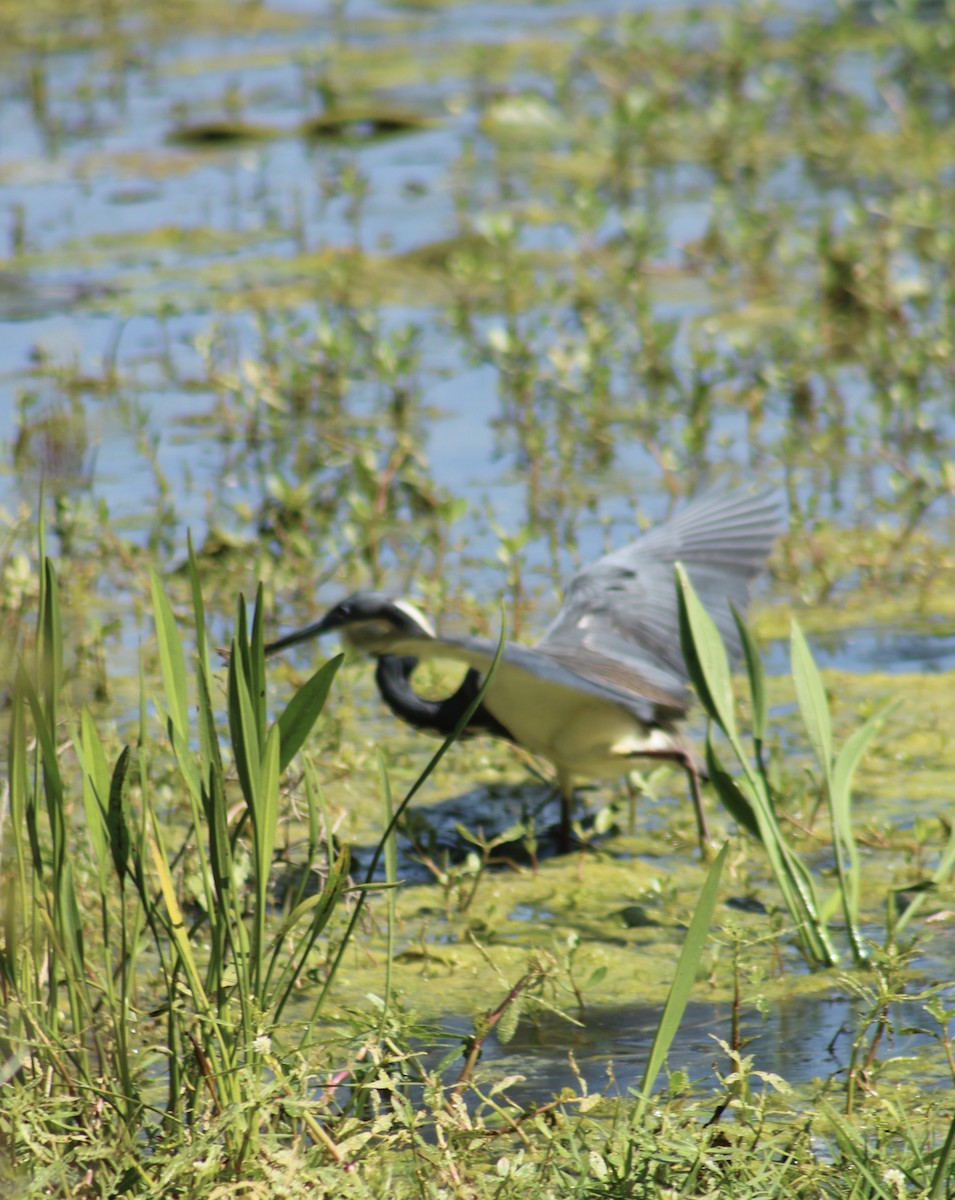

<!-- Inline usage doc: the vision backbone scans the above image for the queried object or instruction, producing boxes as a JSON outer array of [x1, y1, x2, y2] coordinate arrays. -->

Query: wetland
[[1, 0, 954, 1195]]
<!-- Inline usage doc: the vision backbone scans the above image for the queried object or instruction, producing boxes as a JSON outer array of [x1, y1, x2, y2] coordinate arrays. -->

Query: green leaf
[[277, 868, 349, 940], [930, 1104, 955, 1200], [8, 681, 31, 893], [249, 583, 268, 752], [149, 570, 189, 742], [831, 701, 898, 825], [704, 737, 760, 840], [227, 631, 260, 811], [40, 557, 63, 717], [148, 816, 215, 1033], [169, 722, 202, 809], [676, 564, 738, 743], [273, 845, 351, 1025], [634, 843, 728, 1124], [276, 655, 343, 773], [194, 661, 232, 901], [820, 1103, 897, 1200], [790, 619, 832, 780], [58, 861, 84, 972], [107, 746, 133, 883], [732, 605, 766, 743], [20, 666, 65, 859], [78, 709, 111, 878], [256, 723, 281, 886]]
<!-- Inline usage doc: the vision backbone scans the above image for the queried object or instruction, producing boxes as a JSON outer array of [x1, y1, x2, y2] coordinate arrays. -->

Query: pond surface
[[2, 0, 953, 1107]]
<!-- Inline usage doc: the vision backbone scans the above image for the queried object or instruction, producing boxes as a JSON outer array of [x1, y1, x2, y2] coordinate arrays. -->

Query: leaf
[[249, 583, 268, 752], [732, 605, 766, 743], [790, 620, 832, 779], [149, 570, 189, 741], [78, 709, 111, 877], [704, 737, 760, 840], [830, 701, 898, 825], [227, 633, 260, 810], [634, 843, 728, 1124], [271, 845, 351, 1025], [276, 655, 343, 773], [40, 558, 63, 717], [277, 869, 349, 939], [676, 565, 738, 743], [107, 746, 133, 883], [255, 723, 281, 887], [930, 1104, 955, 1200], [148, 818, 210, 1020], [496, 995, 523, 1045]]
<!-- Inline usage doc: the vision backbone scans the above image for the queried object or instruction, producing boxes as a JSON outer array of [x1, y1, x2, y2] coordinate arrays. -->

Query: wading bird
[[265, 488, 783, 848]]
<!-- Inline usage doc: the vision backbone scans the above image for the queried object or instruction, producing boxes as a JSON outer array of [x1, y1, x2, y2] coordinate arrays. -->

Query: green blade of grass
[[77, 709, 111, 883], [830, 702, 897, 964], [252, 722, 281, 994], [249, 583, 268, 754], [676, 564, 739, 744], [107, 746, 133, 885], [40, 557, 63, 720], [308, 616, 508, 1027], [274, 844, 351, 1026], [678, 574, 838, 968], [633, 842, 728, 1125], [379, 751, 398, 1034], [227, 634, 260, 811], [195, 661, 232, 906], [732, 604, 767, 744], [930, 1104, 955, 1200], [149, 570, 189, 742], [790, 619, 833, 783], [703, 735, 760, 840], [148, 811, 237, 1100], [276, 654, 343, 773], [831, 701, 898, 835], [6, 682, 30, 943], [821, 1102, 897, 1200], [256, 723, 281, 887]]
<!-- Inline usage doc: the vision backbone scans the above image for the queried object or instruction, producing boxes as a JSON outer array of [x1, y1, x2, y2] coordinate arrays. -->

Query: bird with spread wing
[[265, 487, 784, 848]]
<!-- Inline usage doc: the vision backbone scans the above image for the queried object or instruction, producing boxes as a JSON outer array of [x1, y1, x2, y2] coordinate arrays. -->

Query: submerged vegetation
[[1, 0, 954, 1195]]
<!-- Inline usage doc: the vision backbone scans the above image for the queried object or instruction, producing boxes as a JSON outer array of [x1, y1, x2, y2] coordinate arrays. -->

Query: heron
[[265, 487, 783, 848]]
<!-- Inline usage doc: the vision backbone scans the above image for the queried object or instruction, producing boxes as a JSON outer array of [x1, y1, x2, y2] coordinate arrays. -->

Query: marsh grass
[[677, 563, 955, 976], [2, 537, 954, 1196], [0, 539, 740, 1194]]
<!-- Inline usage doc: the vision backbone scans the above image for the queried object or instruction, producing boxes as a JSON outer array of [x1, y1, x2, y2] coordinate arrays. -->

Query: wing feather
[[535, 487, 783, 708]]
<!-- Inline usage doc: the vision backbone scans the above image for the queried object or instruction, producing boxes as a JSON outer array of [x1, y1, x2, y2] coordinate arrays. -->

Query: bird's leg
[[624, 771, 646, 834], [626, 749, 710, 854], [557, 768, 575, 852], [681, 752, 710, 854]]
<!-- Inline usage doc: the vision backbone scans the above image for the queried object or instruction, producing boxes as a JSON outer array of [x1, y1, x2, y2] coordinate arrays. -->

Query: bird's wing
[[382, 633, 669, 725], [534, 487, 784, 709]]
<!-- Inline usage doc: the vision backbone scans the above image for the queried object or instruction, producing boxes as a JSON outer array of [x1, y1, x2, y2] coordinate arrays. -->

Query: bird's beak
[[264, 613, 339, 658]]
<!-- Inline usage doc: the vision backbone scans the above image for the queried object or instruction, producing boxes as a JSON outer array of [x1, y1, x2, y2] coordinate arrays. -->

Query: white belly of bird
[[479, 664, 679, 780], [389, 637, 682, 782]]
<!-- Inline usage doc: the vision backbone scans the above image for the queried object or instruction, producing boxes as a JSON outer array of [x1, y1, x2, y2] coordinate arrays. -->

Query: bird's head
[[265, 590, 436, 658]]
